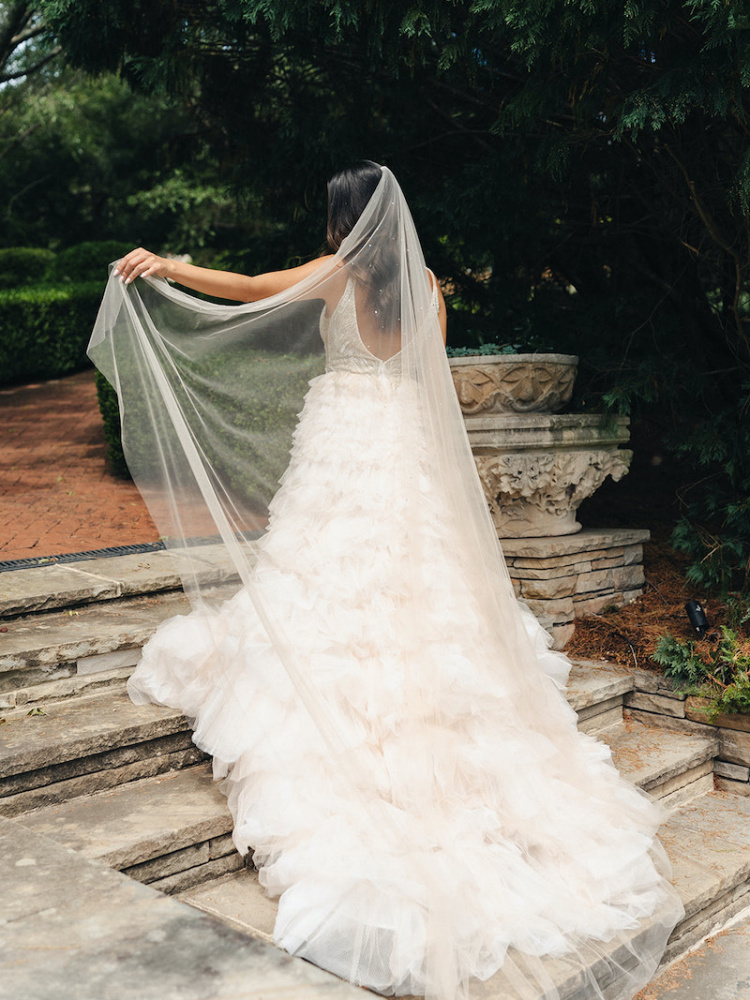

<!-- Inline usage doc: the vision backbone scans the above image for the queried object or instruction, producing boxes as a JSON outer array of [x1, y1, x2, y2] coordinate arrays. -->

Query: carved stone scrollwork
[[475, 448, 633, 537], [450, 355, 578, 415]]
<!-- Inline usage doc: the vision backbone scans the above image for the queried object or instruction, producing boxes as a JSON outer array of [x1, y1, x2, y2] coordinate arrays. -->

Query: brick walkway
[[0, 370, 159, 562]]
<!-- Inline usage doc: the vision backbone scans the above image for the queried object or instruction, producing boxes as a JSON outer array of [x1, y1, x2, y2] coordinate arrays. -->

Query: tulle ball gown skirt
[[128, 369, 684, 1000]]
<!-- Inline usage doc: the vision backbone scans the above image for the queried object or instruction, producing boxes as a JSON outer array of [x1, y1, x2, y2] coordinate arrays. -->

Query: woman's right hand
[[114, 248, 171, 284]]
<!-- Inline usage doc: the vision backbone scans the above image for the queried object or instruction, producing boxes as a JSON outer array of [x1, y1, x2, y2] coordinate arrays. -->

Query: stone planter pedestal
[[464, 412, 632, 538], [450, 353, 647, 649]]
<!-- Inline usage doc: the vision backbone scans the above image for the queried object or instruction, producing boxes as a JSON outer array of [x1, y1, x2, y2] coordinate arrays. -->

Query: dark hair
[[326, 160, 383, 251]]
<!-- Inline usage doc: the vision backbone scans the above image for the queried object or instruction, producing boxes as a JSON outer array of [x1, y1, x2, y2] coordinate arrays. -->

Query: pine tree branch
[[0, 44, 61, 83]]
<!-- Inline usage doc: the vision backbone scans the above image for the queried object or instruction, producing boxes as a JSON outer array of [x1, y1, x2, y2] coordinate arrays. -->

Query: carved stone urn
[[450, 351, 644, 649], [449, 353, 632, 538], [449, 353, 578, 416]]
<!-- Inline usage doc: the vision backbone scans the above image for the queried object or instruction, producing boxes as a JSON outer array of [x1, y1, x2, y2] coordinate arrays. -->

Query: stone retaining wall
[[625, 669, 750, 797]]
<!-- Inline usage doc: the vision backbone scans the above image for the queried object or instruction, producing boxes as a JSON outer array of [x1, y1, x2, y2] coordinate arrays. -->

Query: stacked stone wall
[[501, 528, 649, 648]]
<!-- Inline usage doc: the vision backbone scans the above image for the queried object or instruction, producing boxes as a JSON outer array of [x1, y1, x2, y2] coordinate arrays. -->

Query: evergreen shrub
[[652, 618, 750, 718], [669, 385, 750, 592], [94, 372, 129, 477], [0, 248, 56, 290], [0, 282, 103, 384]]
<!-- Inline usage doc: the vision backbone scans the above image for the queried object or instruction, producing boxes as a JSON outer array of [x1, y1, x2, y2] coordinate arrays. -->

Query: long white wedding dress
[[122, 275, 681, 999], [91, 167, 683, 1000]]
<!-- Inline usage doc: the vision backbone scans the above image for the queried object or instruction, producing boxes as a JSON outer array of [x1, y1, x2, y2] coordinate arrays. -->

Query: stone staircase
[[2, 550, 750, 999]]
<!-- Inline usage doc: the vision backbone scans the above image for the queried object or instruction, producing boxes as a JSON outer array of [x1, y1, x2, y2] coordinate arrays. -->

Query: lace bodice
[[320, 277, 439, 376]]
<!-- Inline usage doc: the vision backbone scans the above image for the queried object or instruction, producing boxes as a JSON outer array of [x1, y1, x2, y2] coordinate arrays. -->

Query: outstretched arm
[[113, 248, 335, 302]]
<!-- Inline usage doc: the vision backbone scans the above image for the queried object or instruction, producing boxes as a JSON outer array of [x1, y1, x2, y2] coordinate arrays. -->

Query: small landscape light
[[685, 599, 708, 639]]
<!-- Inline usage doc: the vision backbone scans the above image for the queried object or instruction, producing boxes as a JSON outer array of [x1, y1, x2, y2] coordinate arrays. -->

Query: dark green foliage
[[0, 281, 102, 383], [36, 0, 750, 587], [717, 668, 750, 717], [652, 635, 706, 689], [0, 71, 218, 252], [44, 241, 134, 283], [446, 342, 555, 357], [0, 4, 60, 85], [0, 248, 56, 289], [94, 371, 129, 477], [652, 625, 750, 717], [94, 348, 324, 499], [671, 392, 750, 592]]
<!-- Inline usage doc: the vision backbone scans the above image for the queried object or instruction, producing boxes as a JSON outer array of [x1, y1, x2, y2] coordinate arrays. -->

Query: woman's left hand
[[113, 247, 172, 284]]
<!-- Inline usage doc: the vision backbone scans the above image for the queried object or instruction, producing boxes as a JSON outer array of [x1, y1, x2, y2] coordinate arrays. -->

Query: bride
[[91, 161, 683, 1000]]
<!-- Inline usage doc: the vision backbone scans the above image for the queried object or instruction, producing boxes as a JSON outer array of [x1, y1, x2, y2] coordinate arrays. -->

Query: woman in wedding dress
[[91, 161, 683, 1000]]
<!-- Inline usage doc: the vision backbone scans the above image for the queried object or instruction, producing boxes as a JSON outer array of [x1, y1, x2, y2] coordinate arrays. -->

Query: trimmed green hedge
[[94, 348, 325, 493], [95, 372, 129, 477], [45, 241, 133, 284], [0, 248, 56, 290], [0, 241, 137, 385], [0, 282, 103, 384]]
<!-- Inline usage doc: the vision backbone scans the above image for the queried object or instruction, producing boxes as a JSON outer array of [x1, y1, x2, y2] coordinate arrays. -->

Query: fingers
[[113, 248, 165, 284]]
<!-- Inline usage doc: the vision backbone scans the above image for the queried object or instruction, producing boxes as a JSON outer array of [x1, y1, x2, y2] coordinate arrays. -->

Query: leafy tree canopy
[[0, 1, 60, 84], [36, 0, 750, 588]]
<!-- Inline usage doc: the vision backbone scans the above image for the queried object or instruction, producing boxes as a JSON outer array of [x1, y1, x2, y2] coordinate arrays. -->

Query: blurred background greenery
[[2, 0, 749, 590]]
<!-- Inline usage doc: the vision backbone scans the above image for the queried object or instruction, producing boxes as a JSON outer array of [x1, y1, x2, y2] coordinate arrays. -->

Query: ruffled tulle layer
[[129, 371, 683, 1000]]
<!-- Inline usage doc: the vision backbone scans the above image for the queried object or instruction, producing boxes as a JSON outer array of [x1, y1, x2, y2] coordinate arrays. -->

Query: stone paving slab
[[635, 908, 750, 1000], [0, 815, 365, 1000], [658, 794, 750, 920], [183, 863, 680, 1000], [181, 868, 278, 943], [501, 528, 650, 562], [0, 744, 207, 818], [0, 659, 631, 764], [22, 763, 232, 870], [0, 589, 192, 675], [0, 579, 240, 676], [0, 563, 122, 616], [0, 546, 243, 618], [184, 793, 750, 999]]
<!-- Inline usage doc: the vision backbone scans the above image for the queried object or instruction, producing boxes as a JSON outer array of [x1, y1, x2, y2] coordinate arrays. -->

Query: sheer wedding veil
[[88, 163, 681, 1000]]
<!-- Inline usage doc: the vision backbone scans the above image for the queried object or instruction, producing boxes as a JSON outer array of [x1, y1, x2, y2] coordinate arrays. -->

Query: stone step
[[657, 791, 750, 963], [635, 906, 750, 999], [181, 880, 672, 1000], [0, 664, 695, 819], [623, 705, 750, 800], [0, 544, 634, 719], [20, 762, 240, 893], [181, 791, 750, 999], [566, 658, 634, 733], [0, 690, 204, 816], [0, 543, 242, 618], [602, 717, 719, 808], [1, 815, 365, 1000], [16, 709, 717, 900], [0, 583, 235, 710]]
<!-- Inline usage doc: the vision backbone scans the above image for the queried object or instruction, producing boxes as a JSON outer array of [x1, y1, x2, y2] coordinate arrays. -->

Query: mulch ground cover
[[569, 430, 748, 672]]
